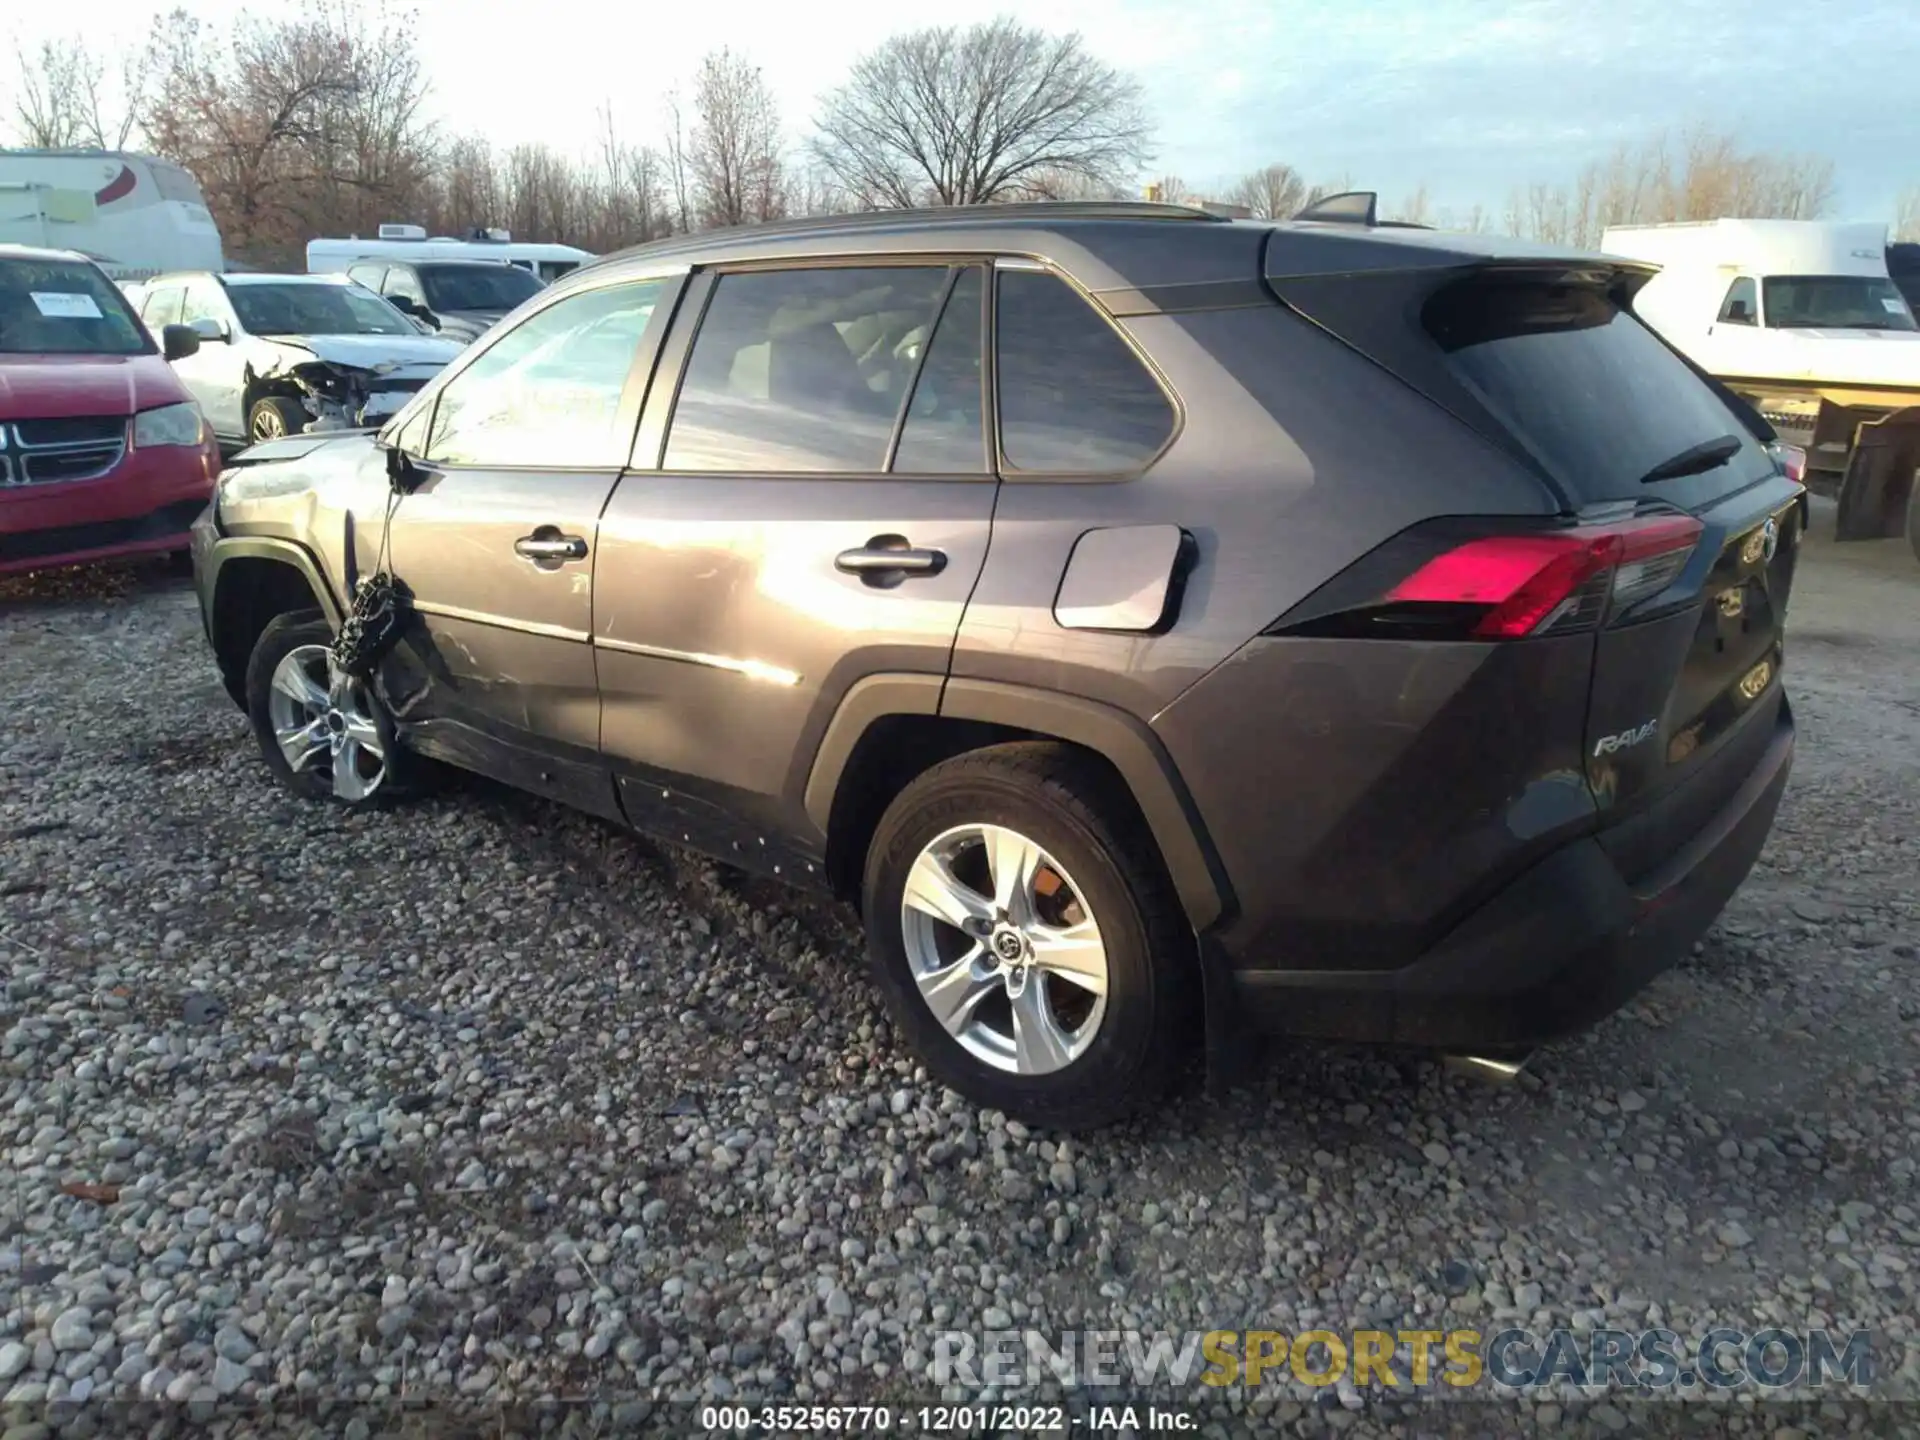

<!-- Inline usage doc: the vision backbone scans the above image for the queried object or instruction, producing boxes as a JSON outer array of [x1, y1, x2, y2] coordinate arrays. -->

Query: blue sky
[[13, 0, 1919, 220]]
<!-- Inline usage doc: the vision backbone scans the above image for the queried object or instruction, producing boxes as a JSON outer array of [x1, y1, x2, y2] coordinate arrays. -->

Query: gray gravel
[[2, 506, 1916, 1437]]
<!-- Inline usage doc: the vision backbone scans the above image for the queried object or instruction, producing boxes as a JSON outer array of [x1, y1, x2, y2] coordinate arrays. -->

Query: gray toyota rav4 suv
[[191, 200, 1803, 1128]]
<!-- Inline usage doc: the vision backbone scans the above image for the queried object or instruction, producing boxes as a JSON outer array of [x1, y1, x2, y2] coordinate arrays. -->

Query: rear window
[[1423, 276, 1769, 505]]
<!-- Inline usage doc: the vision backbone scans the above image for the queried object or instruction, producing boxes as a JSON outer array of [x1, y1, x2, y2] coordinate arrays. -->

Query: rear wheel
[[248, 396, 306, 443], [244, 611, 421, 806], [861, 743, 1193, 1129]]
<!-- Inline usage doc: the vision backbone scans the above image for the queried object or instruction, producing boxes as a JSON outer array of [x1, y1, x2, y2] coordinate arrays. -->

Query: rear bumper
[[1227, 696, 1795, 1050]]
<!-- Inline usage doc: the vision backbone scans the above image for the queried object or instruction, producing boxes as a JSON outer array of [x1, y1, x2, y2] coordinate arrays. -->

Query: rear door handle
[[835, 539, 947, 583], [515, 532, 588, 562]]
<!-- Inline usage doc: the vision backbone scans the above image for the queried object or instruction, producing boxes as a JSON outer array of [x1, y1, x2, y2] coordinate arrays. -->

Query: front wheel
[[1908, 483, 1920, 566], [248, 396, 307, 443], [243, 611, 421, 806], [861, 743, 1195, 1129]]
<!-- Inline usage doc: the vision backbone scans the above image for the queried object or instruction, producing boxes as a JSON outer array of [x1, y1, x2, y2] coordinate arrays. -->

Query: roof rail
[[585, 199, 1226, 272]]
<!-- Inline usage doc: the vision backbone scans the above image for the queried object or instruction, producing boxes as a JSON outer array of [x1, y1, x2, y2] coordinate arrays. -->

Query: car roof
[[141, 270, 353, 287], [0, 242, 94, 265], [572, 200, 1619, 295]]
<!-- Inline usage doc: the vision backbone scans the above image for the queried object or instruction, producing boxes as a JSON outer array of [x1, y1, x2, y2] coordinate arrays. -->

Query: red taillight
[[1385, 514, 1703, 639], [1767, 442, 1807, 484]]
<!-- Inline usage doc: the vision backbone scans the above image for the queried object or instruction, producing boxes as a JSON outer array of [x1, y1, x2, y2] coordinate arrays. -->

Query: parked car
[[124, 271, 462, 446], [0, 243, 220, 576], [189, 201, 1803, 1128], [342, 257, 544, 345]]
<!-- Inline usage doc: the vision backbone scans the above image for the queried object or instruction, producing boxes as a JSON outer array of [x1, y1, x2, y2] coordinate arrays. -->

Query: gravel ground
[[2, 504, 1916, 1438]]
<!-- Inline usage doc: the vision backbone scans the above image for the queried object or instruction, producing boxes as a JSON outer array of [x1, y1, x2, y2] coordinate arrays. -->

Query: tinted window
[[1718, 276, 1757, 325], [228, 282, 413, 337], [1425, 275, 1770, 505], [1761, 274, 1915, 331], [425, 279, 669, 469], [665, 266, 949, 473], [141, 286, 183, 329], [995, 269, 1174, 472], [893, 268, 986, 474], [0, 256, 150, 356], [420, 264, 541, 312]]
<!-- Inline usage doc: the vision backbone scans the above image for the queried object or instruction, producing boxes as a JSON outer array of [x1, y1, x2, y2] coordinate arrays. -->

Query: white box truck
[[0, 149, 225, 281], [1602, 219, 1920, 552], [1605, 216, 1920, 545]]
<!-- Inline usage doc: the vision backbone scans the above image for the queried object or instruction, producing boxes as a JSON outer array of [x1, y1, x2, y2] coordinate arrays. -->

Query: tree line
[[6, 4, 1908, 270]]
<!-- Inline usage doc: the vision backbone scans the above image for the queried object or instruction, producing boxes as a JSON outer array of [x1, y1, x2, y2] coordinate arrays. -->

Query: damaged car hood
[[277, 333, 463, 372]]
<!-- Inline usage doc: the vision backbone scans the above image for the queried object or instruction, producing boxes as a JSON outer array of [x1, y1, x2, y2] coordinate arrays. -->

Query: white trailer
[[306, 224, 593, 284], [0, 149, 225, 281]]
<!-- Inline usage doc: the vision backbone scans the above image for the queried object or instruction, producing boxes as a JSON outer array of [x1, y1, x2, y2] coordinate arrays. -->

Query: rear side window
[[995, 269, 1174, 473], [1424, 276, 1769, 504], [664, 266, 950, 473]]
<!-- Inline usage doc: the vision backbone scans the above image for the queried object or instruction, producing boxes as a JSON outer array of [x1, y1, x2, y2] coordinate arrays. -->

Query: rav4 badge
[[1593, 720, 1659, 758]]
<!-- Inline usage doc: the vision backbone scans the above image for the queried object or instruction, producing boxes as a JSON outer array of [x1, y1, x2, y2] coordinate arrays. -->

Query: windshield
[[1762, 275, 1917, 331], [0, 256, 152, 356], [419, 264, 542, 313], [228, 282, 414, 337]]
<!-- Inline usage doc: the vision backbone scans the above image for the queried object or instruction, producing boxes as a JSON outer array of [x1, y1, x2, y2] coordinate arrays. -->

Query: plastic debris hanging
[[328, 572, 402, 678], [329, 486, 407, 678]]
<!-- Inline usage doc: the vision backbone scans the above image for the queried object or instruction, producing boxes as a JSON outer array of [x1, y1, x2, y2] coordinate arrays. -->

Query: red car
[[1, 244, 221, 576]]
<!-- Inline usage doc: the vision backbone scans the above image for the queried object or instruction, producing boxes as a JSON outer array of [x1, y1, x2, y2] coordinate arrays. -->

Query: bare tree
[[1226, 163, 1308, 220], [1898, 187, 1920, 243], [12, 34, 147, 149], [138, 2, 438, 265], [1389, 184, 1432, 226], [686, 48, 785, 229], [811, 18, 1151, 208], [1144, 175, 1192, 205], [1506, 127, 1834, 247], [1016, 167, 1128, 201]]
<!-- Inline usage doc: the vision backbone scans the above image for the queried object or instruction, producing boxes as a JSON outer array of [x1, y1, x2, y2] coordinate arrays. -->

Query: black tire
[[861, 742, 1195, 1130], [248, 396, 306, 443], [243, 610, 423, 806], [1907, 483, 1920, 566]]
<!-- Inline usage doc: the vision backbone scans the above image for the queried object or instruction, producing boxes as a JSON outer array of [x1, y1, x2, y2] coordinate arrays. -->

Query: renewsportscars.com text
[[932, 1327, 1874, 1392]]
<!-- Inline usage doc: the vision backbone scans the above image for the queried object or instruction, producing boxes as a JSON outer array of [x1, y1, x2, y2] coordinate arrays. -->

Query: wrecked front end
[[281, 359, 442, 434]]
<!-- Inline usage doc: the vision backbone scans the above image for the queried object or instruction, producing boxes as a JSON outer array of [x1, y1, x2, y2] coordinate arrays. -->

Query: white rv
[[1601, 219, 1919, 482], [0, 149, 224, 282], [306, 224, 593, 285]]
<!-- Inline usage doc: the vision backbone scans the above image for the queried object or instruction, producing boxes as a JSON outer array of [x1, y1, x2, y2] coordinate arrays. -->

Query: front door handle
[[835, 537, 947, 586], [515, 532, 588, 562]]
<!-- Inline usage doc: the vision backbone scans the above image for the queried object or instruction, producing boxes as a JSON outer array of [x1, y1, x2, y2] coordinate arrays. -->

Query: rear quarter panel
[[950, 301, 1564, 721]]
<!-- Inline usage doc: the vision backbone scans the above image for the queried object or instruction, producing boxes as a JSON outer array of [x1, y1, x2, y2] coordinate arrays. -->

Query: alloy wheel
[[265, 644, 386, 801], [898, 822, 1109, 1075]]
